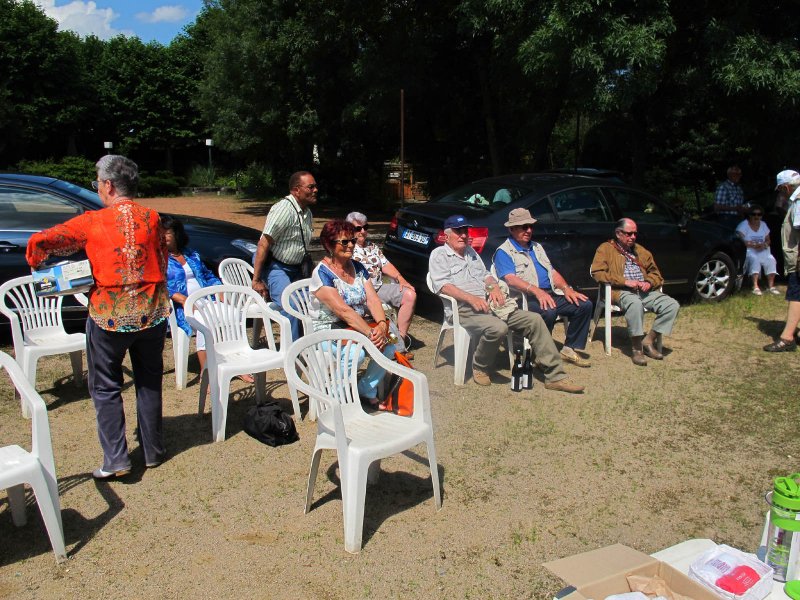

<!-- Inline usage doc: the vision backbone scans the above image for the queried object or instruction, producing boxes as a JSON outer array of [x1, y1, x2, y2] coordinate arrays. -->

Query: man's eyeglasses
[[451, 227, 470, 236], [618, 230, 638, 237], [300, 184, 318, 191], [515, 224, 534, 231], [335, 238, 357, 246], [353, 225, 369, 232], [91, 179, 107, 191], [750, 212, 763, 217]]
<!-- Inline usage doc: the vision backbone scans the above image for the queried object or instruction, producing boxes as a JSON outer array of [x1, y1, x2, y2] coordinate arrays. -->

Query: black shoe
[[763, 338, 797, 352]]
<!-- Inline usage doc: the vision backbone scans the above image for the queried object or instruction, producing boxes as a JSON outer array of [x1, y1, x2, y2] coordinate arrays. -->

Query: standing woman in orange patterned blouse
[[26, 155, 171, 480]]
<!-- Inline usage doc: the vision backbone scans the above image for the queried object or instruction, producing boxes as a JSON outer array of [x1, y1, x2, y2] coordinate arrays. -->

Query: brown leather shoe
[[544, 378, 584, 393], [631, 350, 647, 366], [642, 343, 663, 360], [472, 369, 492, 386]]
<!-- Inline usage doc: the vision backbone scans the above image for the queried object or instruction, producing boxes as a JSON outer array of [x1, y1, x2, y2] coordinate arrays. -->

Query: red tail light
[[434, 227, 489, 252], [388, 215, 398, 235], [468, 227, 489, 253]]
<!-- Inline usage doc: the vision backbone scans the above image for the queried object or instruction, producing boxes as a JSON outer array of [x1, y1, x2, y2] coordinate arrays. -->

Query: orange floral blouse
[[26, 198, 171, 332]]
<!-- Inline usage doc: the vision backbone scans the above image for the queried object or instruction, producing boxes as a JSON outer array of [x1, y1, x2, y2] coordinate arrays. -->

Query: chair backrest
[[426, 272, 458, 323], [0, 351, 56, 475], [280, 278, 314, 336], [0, 275, 68, 347], [284, 329, 430, 432], [184, 284, 290, 353], [218, 258, 254, 288]]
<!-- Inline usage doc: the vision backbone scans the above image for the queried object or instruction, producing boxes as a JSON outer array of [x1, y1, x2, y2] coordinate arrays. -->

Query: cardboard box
[[32, 259, 94, 297], [544, 544, 721, 600]]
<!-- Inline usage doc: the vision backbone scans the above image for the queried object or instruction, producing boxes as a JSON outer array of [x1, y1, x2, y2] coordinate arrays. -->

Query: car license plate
[[401, 228, 429, 245]]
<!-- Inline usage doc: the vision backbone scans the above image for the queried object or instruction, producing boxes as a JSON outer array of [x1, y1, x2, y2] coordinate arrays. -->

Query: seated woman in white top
[[735, 204, 779, 295]]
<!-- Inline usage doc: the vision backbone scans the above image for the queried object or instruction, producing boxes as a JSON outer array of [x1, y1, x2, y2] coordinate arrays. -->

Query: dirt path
[[0, 195, 797, 599]]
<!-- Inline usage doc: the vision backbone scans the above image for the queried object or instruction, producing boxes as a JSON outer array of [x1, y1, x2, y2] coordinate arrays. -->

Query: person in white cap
[[428, 214, 585, 392], [493, 208, 593, 367], [763, 169, 800, 352]]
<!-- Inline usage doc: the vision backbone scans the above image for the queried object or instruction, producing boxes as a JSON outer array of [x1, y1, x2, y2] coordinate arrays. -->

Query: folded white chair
[[218, 258, 263, 346], [284, 329, 442, 553], [185, 284, 301, 442], [0, 275, 85, 418], [0, 351, 66, 563]]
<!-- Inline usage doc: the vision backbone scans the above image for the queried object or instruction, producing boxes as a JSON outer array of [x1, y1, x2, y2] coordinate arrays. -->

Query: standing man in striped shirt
[[252, 171, 317, 341]]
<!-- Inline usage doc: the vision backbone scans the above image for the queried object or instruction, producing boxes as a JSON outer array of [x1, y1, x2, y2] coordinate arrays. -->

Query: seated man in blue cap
[[428, 214, 584, 393], [493, 208, 593, 367]]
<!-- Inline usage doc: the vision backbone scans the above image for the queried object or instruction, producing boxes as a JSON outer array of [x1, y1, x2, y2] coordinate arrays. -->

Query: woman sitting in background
[[309, 218, 397, 404], [163, 215, 253, 382], [346, 211, 417, 352], [736, 204, 780, 295]]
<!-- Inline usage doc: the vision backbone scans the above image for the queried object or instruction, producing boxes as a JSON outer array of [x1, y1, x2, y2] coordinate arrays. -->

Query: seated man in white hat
[[493, 208, 593, 367]]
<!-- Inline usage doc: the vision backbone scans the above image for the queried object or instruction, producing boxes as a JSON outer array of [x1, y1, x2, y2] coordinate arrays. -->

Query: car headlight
[[231, 239, 258, 256]]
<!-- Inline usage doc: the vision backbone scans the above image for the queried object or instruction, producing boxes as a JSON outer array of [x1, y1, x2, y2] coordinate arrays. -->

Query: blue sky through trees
[[33, 0, 202, 44]]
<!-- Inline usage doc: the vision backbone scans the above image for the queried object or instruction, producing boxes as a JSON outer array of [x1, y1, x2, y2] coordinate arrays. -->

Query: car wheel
[[693, 251, 735, 302]]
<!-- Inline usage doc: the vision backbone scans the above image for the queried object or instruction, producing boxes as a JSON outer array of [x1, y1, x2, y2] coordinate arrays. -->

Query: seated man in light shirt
[[428, 214, 584, 393]]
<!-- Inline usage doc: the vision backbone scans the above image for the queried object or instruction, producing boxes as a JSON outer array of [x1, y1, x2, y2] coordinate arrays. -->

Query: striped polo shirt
[[262, 194, 313, 265]]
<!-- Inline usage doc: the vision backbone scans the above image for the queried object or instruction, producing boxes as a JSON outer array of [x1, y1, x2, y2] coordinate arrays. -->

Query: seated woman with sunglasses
[[736, 204, 780, 295], [346, 211, 417, 353], [308, 219, 397, 405]]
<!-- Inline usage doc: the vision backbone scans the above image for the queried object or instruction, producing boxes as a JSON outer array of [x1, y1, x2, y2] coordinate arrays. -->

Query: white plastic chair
[[185, 284, 301, 442], [426, 273, 514, 385], [218, 258, 264, 346], [0, 351, 66, 563], [284, 329, 441, 553], [280, 277, 315, 337], [168, 310, 192, 390], [0, 275, 85, 418], [590, 281, 662, 355]]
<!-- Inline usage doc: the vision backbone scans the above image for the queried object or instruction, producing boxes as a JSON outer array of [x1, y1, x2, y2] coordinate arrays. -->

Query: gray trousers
[[617, 290, 680, 337], [86, 318, 167, 472], [457, 306, 567, 383]]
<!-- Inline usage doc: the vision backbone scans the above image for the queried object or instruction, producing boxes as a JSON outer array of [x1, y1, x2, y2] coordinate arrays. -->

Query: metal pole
[[400, 89, 405, 208]]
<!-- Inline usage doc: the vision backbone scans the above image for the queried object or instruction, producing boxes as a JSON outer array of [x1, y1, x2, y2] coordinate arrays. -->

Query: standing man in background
[[27, 155, 171, 479], [252, 171, 317, 341], [713, 162, 746, 229]]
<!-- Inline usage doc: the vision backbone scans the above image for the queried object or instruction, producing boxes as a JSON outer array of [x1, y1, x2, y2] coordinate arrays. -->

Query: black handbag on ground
[[243, 401, 299, 447]]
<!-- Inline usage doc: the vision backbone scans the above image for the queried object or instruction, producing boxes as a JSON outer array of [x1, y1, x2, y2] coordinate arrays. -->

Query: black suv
[[383, 173, 745, 301]]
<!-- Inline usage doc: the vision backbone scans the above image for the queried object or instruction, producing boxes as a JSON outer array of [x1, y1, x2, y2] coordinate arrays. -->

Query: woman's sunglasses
[[335, 238, 357, 246]]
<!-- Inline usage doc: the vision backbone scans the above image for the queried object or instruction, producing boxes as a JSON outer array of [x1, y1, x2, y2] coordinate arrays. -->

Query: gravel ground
[[0, 195, 796, 599]]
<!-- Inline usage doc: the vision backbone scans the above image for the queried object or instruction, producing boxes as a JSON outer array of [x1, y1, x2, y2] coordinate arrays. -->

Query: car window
[[607, 188, 675, 224], [430, 182, 531, 212], [526, 197, 556, 223], [550, 187, 612, 222], [0, 185, 83, 230]]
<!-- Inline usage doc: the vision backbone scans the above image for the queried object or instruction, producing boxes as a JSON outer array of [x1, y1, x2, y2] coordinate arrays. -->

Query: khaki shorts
[[376, 282, 405, 307]]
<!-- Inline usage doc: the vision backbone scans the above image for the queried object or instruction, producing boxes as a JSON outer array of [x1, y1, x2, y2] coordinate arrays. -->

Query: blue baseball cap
[[443, 214, 472, 230]]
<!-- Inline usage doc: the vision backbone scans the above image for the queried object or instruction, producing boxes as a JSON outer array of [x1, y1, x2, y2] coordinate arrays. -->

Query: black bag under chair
[[243, 401, 299, 446]]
